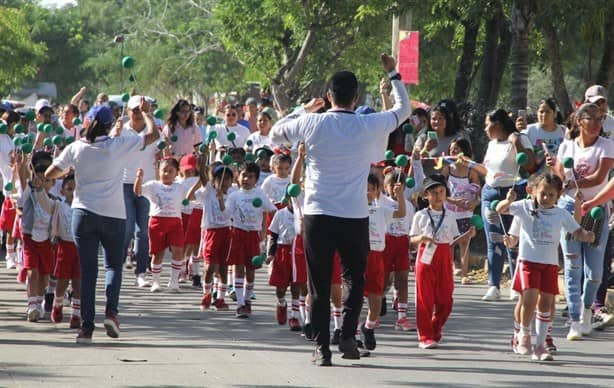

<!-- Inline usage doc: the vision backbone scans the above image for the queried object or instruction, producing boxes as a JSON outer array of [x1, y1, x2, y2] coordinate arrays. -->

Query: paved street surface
[[1, 260, 613, 387]]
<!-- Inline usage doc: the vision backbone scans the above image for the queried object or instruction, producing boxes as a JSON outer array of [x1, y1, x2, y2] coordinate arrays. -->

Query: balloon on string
[[470, 214, 484, 230], [222, 155, 232, 165], [206, 116, 217, 125], [54, 126, 64, 135], [199, 143, 207, 154], [42, 123, 53, 133], [52, 135, 63, 145], [405, 176, 415, 188], [121, 56, 135, 69], [13, 123, 24, 134], [208, 130, 217, 140], [402, 123, 414, 134], [0, 123, 7, 134], [121, 93, 130, 103], [4, 182, 13, 191], [181, 199, 189, 206], [245, 153, 255, 162], [246, 140, 253, 147], [128, 75, 136, 82], [36, 123, 44, 132], [170, 134, 178, 142], [252, 197, 263, 208], [72, 117, 82, 126], [395, 154, 409, 167], [226, 132, 236, 142], [25, 110, 35, 121], [590, 206, 604, 220], [43, 138, 53, 147], [156, 140, 166, 150], [13, 137, 21, 146], [287, 183, 301, 197], [251, 254, 265, 266], [153, 109, 164, 119], [562, 157, 574, 169], [21, 143, 33, 154], [515, 152, 528, 166], [385, 150, 395, 160], [490, 200, 500, 211], [65, 136, 75, 144], [257, 149, 268, 159]]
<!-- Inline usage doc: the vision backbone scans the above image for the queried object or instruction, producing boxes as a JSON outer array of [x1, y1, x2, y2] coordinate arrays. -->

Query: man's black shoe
[[312, 346, 332, 366], [338, 336, 360, 360]]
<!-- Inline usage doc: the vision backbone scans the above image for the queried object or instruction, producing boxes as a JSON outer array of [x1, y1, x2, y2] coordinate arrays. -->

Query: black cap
[[422, 174, 447, 192]]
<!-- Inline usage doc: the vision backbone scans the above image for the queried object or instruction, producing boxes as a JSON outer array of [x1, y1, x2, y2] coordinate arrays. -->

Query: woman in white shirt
[[162, 99, 201, 157], [45, 101, 159, 344]]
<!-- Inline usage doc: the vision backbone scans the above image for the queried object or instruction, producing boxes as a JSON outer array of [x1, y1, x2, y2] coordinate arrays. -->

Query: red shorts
[[149, 216, 184, 255], [54, 240, 80, 279], [23, 235, 55, 275], [184, 208, 203, 245], [12, 216, 21, 239], [0, 198, 16, 233], [383, 234, 410, 272], [364, 250, 385, 295], [269, 244, 294, 288], [181, 212, 191, 232], [199, 227, 231, 265], [227, 228, 260, 270], [331, 251, 342, 285], [293, 234, 307, 284], [512, 260, 559, 295]]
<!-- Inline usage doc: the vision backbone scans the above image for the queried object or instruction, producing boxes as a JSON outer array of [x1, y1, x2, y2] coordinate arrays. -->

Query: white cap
[[585, 85, 607, 103], [35, 99, 52, 113], [127, 95, 142, 110]]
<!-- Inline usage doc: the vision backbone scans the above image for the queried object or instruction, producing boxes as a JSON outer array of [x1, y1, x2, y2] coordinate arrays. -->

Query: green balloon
[[562, 157, 574, 169], [206, 116, 217, 126], [72, 117, 82, 126], [21, 143, 33, 154], [402, 123, 414, 134], [395, 154, 409, 167], [199, 143, 207, 153], [26, 134, 35, 144], [281, 197, 289, 205], [13, 123, 24, 134], [470, 214, 484, 230], [182, 199, 189, 206], [208, 130, 218, 140], [4, 182, 14, 191], [42, 123, 53, 133], [54, 126, 64, 135], [252, 197, 263, 208], [43, 137, 53, 147], [385, 150, 395, 160], [226, 132, 236, 142], [121, 93, 130, 103], [246, 139, 253, 147], [515, 152, 528, 166], [128, 75, 136, 82], [52, 135, 63, 145], [170, 134, 178, 142], [245, 152, 255, 162], [287, 183, 301, 197], [65, 136, 75, 144], [0, 123, 7, 134], [121, 56, 135, 69], [590, 206, 604, 220], [222, 154, 232, 165], [251, 254, 265, 266], [36, 123, 44, 132], [257, 149, 268, 159], [405, 176, 415, 188], [25, 110, 35, 121], [13, 137, 21, 146], [156, 140, 166, 150], [153, 109, 164, 119], [490, 200, 500, 211]]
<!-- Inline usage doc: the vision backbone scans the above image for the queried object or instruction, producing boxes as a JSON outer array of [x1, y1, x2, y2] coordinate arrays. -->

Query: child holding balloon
[[134, 158, 189, 293], [410, 174, 476, 349], [495, 172, 595, 360], [225, 162, 276, 318]]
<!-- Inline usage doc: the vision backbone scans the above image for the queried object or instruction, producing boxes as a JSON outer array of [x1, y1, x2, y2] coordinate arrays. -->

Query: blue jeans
[[481, 183, 525, 288], [558, 196, 608, 321], [123, 184, 150, 275], [72, 209, 126, 332]]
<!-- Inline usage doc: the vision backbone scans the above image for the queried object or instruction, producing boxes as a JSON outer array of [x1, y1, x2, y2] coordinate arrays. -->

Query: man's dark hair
[[328, 71, 358, 108]]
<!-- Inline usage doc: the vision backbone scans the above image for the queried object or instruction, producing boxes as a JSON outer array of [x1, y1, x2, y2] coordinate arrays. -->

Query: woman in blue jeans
[[46, 101, 159, 344], [549, 103, 614, 340], [469, 109, 535, 301]]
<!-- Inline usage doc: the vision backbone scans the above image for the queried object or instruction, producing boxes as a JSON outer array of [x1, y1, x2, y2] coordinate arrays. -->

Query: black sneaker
[[361, 323, 376, 350], [380, 296, 387, 317], [76, 329, 93, 344], [303, 322, 314, 341], [330, 328, 341, 345], [43, 293, 54, 314], [192, 275, 202, 288], [561, 306, 568, 318], [312, 345, 332, 366], [338, 336, 360, 360]]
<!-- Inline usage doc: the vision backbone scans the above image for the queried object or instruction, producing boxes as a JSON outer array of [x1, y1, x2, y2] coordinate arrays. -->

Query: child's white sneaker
[[481, 286, 500, 301], [136, 274, 150, 288], [150, 281, 161, 293]]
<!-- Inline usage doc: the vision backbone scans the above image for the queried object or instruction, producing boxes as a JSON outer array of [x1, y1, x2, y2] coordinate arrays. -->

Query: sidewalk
[[1, 261, 612, 387]]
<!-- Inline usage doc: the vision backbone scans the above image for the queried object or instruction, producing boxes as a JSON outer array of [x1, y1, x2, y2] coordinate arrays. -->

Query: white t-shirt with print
[[509, 199, 580, 265], [410, 208, 459, 244], [209, 123, 251, 149], [245, 132, 272, 151], [141, 181, 188, 218], [379, 195, 415, 237], [261, 174, 290, 205], [226, 187, 276, 231], [268, 207, 296, 245], [368, 203, 394, 252], [195, 183, 231, 229]]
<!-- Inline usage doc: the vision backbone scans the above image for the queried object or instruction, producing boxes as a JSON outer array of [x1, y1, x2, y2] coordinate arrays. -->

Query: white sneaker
[[580, 308, 593, 336], [566, 321, 582, 340], [509, 289, 520, 300], [27, 306, 40, 322], [136, 274, 150, 288], [150, 281, 161, 293], [482, 286, 501, 301], [6, 256, 16, 269], [167, 280, 180, 293]]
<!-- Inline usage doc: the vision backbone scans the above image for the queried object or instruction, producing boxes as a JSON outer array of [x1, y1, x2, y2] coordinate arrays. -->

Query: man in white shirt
[[584, 85, 614, 138], [269, 54, 410, 366]]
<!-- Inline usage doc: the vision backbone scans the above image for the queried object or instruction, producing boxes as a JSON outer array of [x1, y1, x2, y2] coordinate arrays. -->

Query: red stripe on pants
[[415, 243, 454, 343]]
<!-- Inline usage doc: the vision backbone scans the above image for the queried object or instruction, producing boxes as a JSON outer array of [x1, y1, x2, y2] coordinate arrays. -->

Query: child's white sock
[[235, 278, 245, 306], [171, 259, 184, 282], [291, 299, 299, 319], [397, 303, 408, 320], [332, 306, 342, 330], [535, 311, 551, 348]]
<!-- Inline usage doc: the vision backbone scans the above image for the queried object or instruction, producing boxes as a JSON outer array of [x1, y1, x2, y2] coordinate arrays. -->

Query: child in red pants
[[410, 175, 474, 349]]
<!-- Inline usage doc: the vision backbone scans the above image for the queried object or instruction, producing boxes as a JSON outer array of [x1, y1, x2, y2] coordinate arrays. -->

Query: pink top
[[162, 122, 202, 156]]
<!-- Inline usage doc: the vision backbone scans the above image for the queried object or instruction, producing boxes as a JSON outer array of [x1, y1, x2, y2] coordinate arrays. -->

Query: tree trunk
[[476, 10, 499, 111], [541, 18, 573, 118], [595, 8, 614, 87], [454, 20, 480, 102], [509, 0, 532, 115], [489, 15, 512, 107]]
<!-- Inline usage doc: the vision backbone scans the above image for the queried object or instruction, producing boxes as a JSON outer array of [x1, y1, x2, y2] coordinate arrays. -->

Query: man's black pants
[[303, 214, 369, 348]]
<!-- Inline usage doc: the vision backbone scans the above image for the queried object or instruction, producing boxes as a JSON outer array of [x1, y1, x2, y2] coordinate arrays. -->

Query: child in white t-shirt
[[410, 174, 475, 349], [496, 172, 594, 361], [135, 158, 188, 293], [360, 173, 406, 352], [262, 153, 292, 229], [225, 162, 276, 318]]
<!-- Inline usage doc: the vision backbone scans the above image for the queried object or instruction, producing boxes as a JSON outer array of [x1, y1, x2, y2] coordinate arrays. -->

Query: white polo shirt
[[52, 135, 144, 219], [269, 72, 411, 219]]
